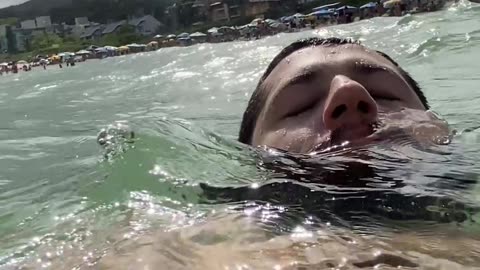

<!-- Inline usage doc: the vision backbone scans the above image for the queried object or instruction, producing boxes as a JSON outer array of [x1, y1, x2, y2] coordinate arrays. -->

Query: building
[[0, 25, 9, 53], [102, 20, 127, 36], [20, 19, 36, 30], [209, 2, 230, 22], [80, 25, 104, 40], [35, 16, 52, 28], [207, 0, 278, 23], [129, 15, 163, 36], [245, 0, 280, 18], [68, 18, 101, 38], [75, 17, 90, 26], [70, 24, 87, 37], [11, 28, 28, 52], [0, 25, 25, 53], [192, 0, 209, 24], [100, 16, 162, 37]]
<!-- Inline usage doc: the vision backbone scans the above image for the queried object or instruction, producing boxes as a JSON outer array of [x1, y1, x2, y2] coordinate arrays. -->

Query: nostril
[[331, 104, 347, 119], [357, 101, 370, 114]]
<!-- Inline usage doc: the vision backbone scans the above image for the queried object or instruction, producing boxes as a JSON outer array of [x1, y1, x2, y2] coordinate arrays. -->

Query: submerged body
[[1, 4, 480, 269]]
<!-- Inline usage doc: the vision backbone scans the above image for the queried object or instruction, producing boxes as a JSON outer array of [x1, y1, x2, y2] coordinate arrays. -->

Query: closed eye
[[284, 101, 317, 118], [371, 94, 400, 101]]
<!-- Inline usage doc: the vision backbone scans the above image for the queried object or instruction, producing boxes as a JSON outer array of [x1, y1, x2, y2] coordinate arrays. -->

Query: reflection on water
[[1, 2, 480, 270], [95, 212, 480, 270]]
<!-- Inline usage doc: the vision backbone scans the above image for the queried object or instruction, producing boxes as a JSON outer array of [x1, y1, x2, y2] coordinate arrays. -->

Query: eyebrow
[[282, 61, 397, 90]]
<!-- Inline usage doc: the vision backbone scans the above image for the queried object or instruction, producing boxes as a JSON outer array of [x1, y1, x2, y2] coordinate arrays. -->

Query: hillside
[[0, 0, 172, 24], [0, 0, 72, 20]]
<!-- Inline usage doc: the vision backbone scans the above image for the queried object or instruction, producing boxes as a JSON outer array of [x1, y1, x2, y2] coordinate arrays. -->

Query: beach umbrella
[[94, 47, 108, 53], [154, 34, 164, 39], [76, 50, 91, 55], [383, 0, 401, 8], [17, 60, 28, 65], [207, 27, 219, 33], [360, 2, 378, 8], [218, 26, 231, 32], [282, 15, 294, 22], [49, 55, 61, 61], [265, 19, 278, 25], [118, 46, 129, 51], [104, 46, 119, 51], [0, 62, 8, 66], [269, 22, 286, 29], [177, 32, 190, 39], [127, 43, 147, 48], [210, 31, 223, 36], [309, 9, 334, 17], [219, 26, 235, 31], [251, 18, 264, 25], [58, 52, 75, 58], [293, 13, 305, 17], [190, 32, 207, 38], [312, 2, 341, 11], [336, 5, 358, 12], [86, 45, 99, 51], [166, 34, 177, 39]]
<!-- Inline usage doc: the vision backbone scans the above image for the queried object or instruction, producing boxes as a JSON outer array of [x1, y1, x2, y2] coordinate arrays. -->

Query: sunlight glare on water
[[1, 2, 480, 269]]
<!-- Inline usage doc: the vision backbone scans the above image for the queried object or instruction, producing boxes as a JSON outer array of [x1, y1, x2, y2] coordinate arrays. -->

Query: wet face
[[251, 44, 436, 153]]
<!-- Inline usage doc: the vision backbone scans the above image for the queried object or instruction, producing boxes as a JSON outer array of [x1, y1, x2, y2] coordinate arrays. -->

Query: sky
[[0, 0, 29, 9]]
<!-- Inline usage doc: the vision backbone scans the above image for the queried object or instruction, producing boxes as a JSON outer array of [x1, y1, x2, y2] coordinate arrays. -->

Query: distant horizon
[[0, 0, 29, 9]]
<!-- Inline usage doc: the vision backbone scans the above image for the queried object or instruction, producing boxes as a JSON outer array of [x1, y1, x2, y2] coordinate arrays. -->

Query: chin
[[309, 135, 375, 154], [309, 124, 377, 154]]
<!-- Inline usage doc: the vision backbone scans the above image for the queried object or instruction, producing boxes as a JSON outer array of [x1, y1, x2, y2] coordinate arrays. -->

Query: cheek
[[376, 101, 409, 114], [377, 108, 451, 145], [376, 98, 425, 113], [258, 126, 319, 152]]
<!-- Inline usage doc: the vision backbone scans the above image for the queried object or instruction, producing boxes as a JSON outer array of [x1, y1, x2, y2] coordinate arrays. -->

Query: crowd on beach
[[0, 0, 447, 75]]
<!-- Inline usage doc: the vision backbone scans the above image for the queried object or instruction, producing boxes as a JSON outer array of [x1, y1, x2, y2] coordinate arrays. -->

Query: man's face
[[251, 44, 439, 153]]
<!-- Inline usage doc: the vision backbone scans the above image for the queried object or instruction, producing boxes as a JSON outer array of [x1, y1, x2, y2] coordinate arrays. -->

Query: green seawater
[[1, 2, 480, 269]]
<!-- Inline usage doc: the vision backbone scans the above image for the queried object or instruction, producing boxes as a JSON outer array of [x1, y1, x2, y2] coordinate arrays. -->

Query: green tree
[[0, 17, 18, 26], [176, 1, 195, 28], [30, 32, 63, 49]]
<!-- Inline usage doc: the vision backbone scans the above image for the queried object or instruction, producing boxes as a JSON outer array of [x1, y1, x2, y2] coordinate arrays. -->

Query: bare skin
[[251, 44, 447, 153], [28, 212, 479, 270]]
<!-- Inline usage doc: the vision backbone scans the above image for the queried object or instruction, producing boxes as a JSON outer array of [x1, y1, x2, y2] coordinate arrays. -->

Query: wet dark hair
[[238, 37, 429, 144]]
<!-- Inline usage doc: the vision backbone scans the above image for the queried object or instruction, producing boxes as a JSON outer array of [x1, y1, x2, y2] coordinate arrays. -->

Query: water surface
[[1, 2, 480, 269]]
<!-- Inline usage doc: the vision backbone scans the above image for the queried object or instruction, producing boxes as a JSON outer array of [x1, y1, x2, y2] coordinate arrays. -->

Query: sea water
[[1, 2, 480, 269]]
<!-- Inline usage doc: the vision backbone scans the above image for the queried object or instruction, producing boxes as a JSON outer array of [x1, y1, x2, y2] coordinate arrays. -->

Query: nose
[[323, 75, 378, 131]]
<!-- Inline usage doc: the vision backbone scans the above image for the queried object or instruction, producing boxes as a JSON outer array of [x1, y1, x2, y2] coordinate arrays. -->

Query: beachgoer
[[394, 3, 402, 16], [346, 13, 353, 23], [376, 0, 385, 15], [239, 37, 446, 153]]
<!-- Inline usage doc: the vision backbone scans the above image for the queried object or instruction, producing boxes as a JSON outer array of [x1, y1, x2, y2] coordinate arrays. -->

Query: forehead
[[261, 44, 402, 94]]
